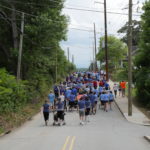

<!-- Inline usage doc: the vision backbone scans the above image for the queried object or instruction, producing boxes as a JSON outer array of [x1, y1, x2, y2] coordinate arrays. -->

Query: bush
[[0, 69, 29, 113]]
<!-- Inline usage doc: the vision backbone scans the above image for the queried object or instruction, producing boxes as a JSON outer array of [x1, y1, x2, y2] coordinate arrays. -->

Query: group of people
[[42, 71, 125, 126]]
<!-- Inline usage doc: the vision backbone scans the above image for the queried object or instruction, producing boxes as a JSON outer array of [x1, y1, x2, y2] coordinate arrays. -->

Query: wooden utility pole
[[104, 0, 109, 81], [67, 47, 70, 62], [55, 48, 58, 83], [72, 55, 74, 64], [94, 23, 97, 72], [93, 42, 95, 71], [17, 13, 24, 81], [128, 0, 133, 116]]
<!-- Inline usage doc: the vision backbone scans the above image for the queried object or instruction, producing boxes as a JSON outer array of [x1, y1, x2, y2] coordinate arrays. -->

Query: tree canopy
[[97, 36, 127, 73], [0, 0, 76, 112], [134, 1, 150, 107]]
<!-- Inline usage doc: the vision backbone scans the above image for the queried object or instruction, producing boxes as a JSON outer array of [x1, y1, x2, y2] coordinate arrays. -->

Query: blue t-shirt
[[48, 93, 55, 103], [57, 101, 64, 111], [69, 94, 76, 102], [89, 94, 95, 105], [105, 83, 109, 88], [43, 103, 50, 112], [104, 94, 109, 101], [78, 100, 85, 110], [99, 87, 103, 93], [72, 88, 77, 96], [66, 89, 72, 98], [109, 93, 114, 100], [85, 100, 91, 108], [100, 94, 105, 101]]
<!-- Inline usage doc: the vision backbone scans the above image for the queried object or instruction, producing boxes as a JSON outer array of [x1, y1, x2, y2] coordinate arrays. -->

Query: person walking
[[109, 91, 114, 110], [120, 81, 126, 97], [48, 90, 55, 110], [85, 96, 91, 122], [78, 97, 85, 125], [42, 100, 50, 126], [113, 83, 118, 98]]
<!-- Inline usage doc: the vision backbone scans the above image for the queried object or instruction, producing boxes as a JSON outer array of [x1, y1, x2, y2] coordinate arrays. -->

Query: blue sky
[[61, 0, 144, 68]]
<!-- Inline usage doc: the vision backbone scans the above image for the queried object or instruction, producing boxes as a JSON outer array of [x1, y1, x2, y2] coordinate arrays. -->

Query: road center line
[[61, 136, 70, 150], [69, 136, 76, 150]]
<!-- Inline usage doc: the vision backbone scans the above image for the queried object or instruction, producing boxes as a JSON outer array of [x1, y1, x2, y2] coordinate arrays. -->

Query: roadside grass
[[125, 86, 150, 119], [0, 98, 44, 135]]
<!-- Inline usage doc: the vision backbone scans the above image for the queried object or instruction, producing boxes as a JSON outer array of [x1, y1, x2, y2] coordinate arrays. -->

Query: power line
[[0, 4, 67, 23], [0, 1, 141, 17], [64, 7, 141, 16]]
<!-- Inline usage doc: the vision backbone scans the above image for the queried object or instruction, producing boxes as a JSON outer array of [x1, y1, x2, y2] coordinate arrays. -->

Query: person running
[[109, 91, 114, 110], [85, 96, 91, 122], [113, 83, 118, 98], [78, 97, 85, 125], [42, 100, 50, 126], [48, 90, 55, 110]]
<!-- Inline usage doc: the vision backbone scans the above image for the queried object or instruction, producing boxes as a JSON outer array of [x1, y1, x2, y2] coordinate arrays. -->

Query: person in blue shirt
[[56, 98, 65, 126], [88, 92, 96, 115], [48, 90, 55, 109], [71, 87, 78, 96], [109, 91, 114, 110], [69, 93, 76, 111], [85, 96, 91, 122], [78, 97, 85, 125], [103, 91, 109, 112], [104, 82, 110, 90], [42, 100, 50, 126]]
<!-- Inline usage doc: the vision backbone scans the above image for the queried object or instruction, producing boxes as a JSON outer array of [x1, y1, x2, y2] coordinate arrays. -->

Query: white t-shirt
[[59, 95, 65, 102]]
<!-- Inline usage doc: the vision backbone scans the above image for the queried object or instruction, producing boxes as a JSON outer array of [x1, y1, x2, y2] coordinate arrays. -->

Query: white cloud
[[61, 0, 144, 68]]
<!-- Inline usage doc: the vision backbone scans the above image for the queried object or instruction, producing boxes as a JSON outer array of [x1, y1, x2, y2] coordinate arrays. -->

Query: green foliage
[[117, 20, 141, 46], [134, 1, 150, 107], [97, 36, 127, 73], [0, 69, 28, 113]]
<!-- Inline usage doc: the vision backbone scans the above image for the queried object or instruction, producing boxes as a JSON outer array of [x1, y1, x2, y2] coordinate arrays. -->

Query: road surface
[[0, 103, 150, 150]]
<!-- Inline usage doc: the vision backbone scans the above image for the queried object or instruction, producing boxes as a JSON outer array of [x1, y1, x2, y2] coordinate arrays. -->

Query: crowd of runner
[[42, 71, 126, 126]]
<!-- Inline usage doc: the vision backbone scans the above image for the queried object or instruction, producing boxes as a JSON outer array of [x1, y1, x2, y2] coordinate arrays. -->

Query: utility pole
[[72, 55, 74, 64], [55, 48, 58, 83], [93, 42, 95, 71], [93, 23, 97, 72], [17, 13, 24, 81], [104, 0, 109, 81], [128, 0, 133, 116], [67, 47, 70, 62]]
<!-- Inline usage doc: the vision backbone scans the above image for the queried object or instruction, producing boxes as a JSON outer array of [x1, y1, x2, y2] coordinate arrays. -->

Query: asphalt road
[[0, 103, 150, 150]]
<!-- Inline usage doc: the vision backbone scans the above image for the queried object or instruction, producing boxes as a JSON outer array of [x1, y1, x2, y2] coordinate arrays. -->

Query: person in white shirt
[[113, 83, 118, 98]]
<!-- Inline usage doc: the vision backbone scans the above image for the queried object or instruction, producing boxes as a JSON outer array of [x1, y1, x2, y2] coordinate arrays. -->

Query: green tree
[[117, 20, 141, 46], [97, 36, 127, 73], [134, 1, 150, 107]]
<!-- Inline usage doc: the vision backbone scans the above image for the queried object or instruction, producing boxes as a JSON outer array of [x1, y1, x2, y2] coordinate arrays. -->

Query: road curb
[[144, 136, 150, 142], [0, 130, 11, 138], [114, 100, 125, 118], [115, 100, 150, 126]]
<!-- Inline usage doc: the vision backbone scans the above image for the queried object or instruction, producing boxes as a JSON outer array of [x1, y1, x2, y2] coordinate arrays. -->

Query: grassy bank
[[0, 99, 44, 135]]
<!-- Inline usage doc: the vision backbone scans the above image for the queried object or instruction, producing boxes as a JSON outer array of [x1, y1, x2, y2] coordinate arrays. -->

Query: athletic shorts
[[109, 99, 114, 102], [43, 112, 49, 121], [69, 101, 75, 107], [85, 108, 90, 116], [79, 110, 85, 116], [57, 111, 64, 120]]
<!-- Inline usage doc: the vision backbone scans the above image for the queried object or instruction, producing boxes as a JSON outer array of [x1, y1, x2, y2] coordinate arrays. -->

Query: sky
[[61, 0, 144, 68]]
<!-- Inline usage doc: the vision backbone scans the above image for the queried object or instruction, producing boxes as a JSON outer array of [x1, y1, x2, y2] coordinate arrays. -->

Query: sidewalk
[[109, 80, 150, 126]]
